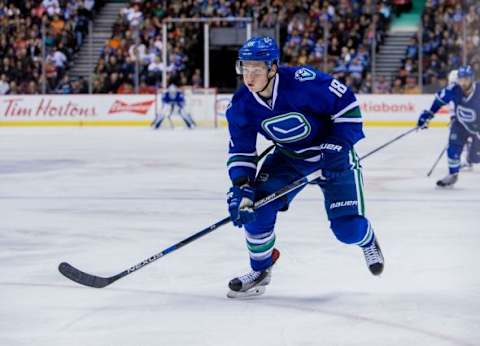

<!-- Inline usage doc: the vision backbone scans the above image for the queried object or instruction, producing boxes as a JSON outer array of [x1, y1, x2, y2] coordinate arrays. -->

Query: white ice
[[0, 126, 479, 346]]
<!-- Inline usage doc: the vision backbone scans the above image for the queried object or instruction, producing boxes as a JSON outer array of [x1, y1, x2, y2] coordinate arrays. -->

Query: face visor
[[235, 60, 276, 76]]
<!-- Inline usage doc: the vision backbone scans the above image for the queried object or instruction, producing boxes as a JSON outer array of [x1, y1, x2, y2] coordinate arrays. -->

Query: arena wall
[[0, 94, 450, 127]]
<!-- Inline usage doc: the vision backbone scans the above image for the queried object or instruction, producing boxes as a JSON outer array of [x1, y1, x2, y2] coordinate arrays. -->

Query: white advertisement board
[[0, 93, 216, 126], [0, 93, 450, 127]]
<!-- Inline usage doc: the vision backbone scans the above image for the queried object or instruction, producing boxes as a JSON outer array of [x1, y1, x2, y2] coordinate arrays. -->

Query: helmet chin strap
[[257, 69, 276, 95]]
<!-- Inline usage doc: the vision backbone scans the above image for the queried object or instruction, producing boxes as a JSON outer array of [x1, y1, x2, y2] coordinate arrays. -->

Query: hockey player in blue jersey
[[417, 65, 480, 187], [225, 36, 384, 298], [152, 84, 196, 129]]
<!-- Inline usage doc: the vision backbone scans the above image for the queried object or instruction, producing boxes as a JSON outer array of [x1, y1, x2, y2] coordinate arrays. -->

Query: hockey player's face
[[241, 61, 269, 92], [458, 77, 473, 94]]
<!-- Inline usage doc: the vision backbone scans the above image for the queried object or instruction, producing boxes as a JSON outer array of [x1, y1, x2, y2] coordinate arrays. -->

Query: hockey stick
[[359, 127, 419, 161], [58, 167, 323, 288], [427, 146, 447, 177]]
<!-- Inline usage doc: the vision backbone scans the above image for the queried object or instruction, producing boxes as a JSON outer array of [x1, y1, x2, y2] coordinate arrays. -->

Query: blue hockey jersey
[[226, 66, 365, 182], [429, 81, 480, 136], [162, 90, 185, 107]]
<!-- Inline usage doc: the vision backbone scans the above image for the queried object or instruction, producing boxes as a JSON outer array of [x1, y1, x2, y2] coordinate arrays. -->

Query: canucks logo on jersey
[[456, 105, 477, 123], [294, 67, 316, 82], [435, 81, 480, 135], [261, 112, 311, 143]]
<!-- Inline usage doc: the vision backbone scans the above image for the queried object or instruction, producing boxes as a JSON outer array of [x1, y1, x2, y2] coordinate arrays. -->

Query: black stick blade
[[58, 262, 115, 288]]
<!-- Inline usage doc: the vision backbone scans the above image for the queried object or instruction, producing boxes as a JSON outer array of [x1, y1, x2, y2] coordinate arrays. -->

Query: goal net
[[183, 87, 217, 127]]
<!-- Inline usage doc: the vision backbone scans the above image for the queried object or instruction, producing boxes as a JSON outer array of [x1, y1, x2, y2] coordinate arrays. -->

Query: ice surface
[[0, 127, 479, 346]]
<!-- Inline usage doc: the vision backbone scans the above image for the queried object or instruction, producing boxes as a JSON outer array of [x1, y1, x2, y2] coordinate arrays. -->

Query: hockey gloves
[[417, 110, 434, 129], [318, 137, 352, 171], [227, 184, 256, 227]]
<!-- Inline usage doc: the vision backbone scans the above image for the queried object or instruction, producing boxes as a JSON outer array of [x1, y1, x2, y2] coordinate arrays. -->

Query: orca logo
[[295, 67, 316, 82], [261, 113, 311, 143], [456, 105, 477, 123]]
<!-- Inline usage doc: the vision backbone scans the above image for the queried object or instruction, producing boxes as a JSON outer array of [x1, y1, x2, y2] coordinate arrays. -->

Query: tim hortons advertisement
[[0, 95, 156, 125], [215, 94, 451, 127]]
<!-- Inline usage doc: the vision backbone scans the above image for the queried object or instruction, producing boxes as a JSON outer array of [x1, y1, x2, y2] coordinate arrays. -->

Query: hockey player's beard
[[459, 80, 473, 95]]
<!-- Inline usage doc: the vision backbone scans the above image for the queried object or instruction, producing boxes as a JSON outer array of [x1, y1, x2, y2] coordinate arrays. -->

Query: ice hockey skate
[[361, 239, 384, 276], [227, 248, 280, 299], [436, 173, 458, 187]]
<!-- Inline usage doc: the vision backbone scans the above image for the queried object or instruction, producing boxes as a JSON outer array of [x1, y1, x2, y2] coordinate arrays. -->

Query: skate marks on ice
[[0, 159, 85, 174], [240, 293, 476, 346]]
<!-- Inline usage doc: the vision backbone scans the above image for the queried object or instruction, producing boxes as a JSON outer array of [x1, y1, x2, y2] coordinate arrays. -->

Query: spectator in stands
[[403, 76, 420, 94], [138, 79, 155, 94], [0, 0, 102, 94], [374, 75, 391, 94], [422, 75, 443, 93], [117, 80, 134, 94], [0, 73, 9, 94], [348, 57, 365, 86], [56, 75, 73, 94], [191, 68, 202, 89], [147, 55, 164, 85], [360, 73, 373, 93], [391, 78, 404, 93], [42, 0, 61, 17], [405, 36, 418, 59], [105, 72, 122, 94], [72, 76, 88, 94]]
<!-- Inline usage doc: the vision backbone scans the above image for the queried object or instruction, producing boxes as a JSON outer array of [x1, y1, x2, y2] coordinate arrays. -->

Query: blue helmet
[[457, 65, 474, 79], [238, 36, 280, 68]]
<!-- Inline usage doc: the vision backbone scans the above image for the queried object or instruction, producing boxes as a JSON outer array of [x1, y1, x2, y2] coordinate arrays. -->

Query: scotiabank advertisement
[[356, 94, 450, 125]]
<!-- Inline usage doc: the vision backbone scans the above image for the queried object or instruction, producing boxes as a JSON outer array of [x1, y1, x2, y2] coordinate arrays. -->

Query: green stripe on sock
[[355, 168, 365, 215], [246, 236, 275, 253], [227, 155, 258, 166]]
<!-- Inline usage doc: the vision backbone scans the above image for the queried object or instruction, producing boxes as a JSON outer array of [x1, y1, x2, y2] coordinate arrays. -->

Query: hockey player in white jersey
[[417, 65, 480, 187], [152, 84, 196, 129]]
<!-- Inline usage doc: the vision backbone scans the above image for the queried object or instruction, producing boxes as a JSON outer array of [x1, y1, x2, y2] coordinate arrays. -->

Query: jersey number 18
[[328, 79, 347, 98]]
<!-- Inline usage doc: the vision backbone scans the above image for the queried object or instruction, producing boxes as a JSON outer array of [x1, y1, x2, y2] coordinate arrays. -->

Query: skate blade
[[227, 286, 266, 299]]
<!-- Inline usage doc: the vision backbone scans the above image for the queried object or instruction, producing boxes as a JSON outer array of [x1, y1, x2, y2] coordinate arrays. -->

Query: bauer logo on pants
[[329, 200, 358, 209]]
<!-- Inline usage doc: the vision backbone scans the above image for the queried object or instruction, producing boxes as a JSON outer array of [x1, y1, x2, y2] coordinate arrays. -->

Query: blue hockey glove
[[318, 138, 351, 171], [417, 110, 434, 129], [227, 185, 256, 228]]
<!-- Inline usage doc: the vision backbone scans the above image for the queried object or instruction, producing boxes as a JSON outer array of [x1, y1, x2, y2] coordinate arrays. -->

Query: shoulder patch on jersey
[[295, 67, 316, 82]]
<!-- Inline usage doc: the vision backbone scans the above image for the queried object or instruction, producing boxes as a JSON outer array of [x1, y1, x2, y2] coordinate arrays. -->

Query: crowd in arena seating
[[0, 0, 103, 95], [92, 0, 394, 94], [394, 0, 480, 93], [92, 0, 292, 93], [1, 0, 478, 95], [281, 0, 393, 93]]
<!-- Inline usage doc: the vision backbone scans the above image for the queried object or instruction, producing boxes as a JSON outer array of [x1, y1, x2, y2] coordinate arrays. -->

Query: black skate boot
[[436, 173, 458, 187], [361, 240, 384, 276], [227, 248, 280, 298]]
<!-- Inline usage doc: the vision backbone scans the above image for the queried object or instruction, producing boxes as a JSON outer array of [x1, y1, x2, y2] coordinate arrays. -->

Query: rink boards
[[0, 93, 450, 127]]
